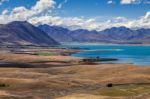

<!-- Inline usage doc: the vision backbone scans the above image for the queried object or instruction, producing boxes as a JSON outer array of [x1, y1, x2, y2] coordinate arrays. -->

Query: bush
[[106, 83, 113, 87], [33, 52, 54, 56], [0, 84, 8, 87]]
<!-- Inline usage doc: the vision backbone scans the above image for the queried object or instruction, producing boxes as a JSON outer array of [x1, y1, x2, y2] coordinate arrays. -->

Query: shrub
[[0, 84, 8, 87], [106, 83, 113, 87]]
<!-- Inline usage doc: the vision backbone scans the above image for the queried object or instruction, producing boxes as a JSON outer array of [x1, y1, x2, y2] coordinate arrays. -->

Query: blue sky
[[55, 0, 150, 18], [1, 0, 150, 18], [0, 0, 150, 30]]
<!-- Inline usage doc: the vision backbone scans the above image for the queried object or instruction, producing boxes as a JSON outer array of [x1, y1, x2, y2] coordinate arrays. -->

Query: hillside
[[38, 24, 75, 42], [0, 21, 59, 46]]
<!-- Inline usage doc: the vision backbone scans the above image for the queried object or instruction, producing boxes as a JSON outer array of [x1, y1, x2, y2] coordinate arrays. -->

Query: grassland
[[0, 47, 149, 99], [32, 52, 58, 56], [92, 84, 150, 96]]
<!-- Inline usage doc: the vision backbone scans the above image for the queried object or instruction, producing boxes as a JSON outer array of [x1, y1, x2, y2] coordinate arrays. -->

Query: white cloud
[[107, 0, 114, 4], [29, 11, 150, 31], [121, 0, 133, 4], [130, 11, 150, 28], [1, 9, 9, 15], [29, 16, 104, 30], [12, 7, 27, 14], [120, 0, 150, 4], [57, 0, 68, 9], [111, 17, 128, 23], [0, 0, 150, 31], [0, 0, 55, 23], [32, 0, 55, 13]]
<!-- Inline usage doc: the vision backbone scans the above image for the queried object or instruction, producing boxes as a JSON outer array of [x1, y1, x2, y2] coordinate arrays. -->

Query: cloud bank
[[0, 0, 55, 23], [121, 0, 150, 4], [0, 0, 150, 31]]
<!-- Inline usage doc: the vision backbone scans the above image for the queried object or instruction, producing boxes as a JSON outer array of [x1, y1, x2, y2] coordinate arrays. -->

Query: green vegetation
[[93, 84, 150, 96], [32, 52, 56, 56]]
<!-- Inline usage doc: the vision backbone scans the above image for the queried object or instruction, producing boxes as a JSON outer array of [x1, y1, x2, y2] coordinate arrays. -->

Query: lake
[[62, 43, 150, 65]]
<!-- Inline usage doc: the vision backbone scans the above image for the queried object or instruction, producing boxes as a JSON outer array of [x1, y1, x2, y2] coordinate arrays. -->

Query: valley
[[0, 47, 149, 99]]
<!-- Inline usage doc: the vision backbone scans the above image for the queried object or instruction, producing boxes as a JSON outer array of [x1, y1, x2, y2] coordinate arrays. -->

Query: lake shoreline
[[61, 42, 150, 46], [0, 47, 149, 99], [64, 44, 150, 65]]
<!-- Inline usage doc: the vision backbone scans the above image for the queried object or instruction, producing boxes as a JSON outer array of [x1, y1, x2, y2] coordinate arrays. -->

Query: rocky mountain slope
[[0, 21, 59, 46]]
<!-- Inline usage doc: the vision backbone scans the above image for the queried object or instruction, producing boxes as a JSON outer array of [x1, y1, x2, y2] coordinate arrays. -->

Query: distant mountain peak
[[0, 21, 60, 46], [38, 24, 150, 44], [7, 21, 29, 25]]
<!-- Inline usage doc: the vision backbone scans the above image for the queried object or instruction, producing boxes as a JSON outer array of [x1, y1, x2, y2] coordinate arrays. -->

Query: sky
[[0, 0, 150, 31]]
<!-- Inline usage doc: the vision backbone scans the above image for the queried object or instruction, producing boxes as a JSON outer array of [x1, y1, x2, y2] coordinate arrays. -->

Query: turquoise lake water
[[62, 43, 150, 65]]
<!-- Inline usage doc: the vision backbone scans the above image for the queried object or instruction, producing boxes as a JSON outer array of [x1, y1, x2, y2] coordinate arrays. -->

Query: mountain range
[[0, 21, 150, 46], [39, 24, 150, 44], [0, 21, 59, 46]]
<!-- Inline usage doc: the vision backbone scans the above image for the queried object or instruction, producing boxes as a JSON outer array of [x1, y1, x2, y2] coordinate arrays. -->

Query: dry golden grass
[[0, 49, 149, 99], [55, 94, 128, 99]]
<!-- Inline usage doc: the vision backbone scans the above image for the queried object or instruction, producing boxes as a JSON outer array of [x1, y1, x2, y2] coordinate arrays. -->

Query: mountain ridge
[[0, 21, 60, 46], [39, 24, 150, 44]]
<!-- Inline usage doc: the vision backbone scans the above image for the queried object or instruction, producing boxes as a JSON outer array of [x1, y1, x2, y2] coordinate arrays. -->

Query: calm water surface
[[61, 43, 150, 65]]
